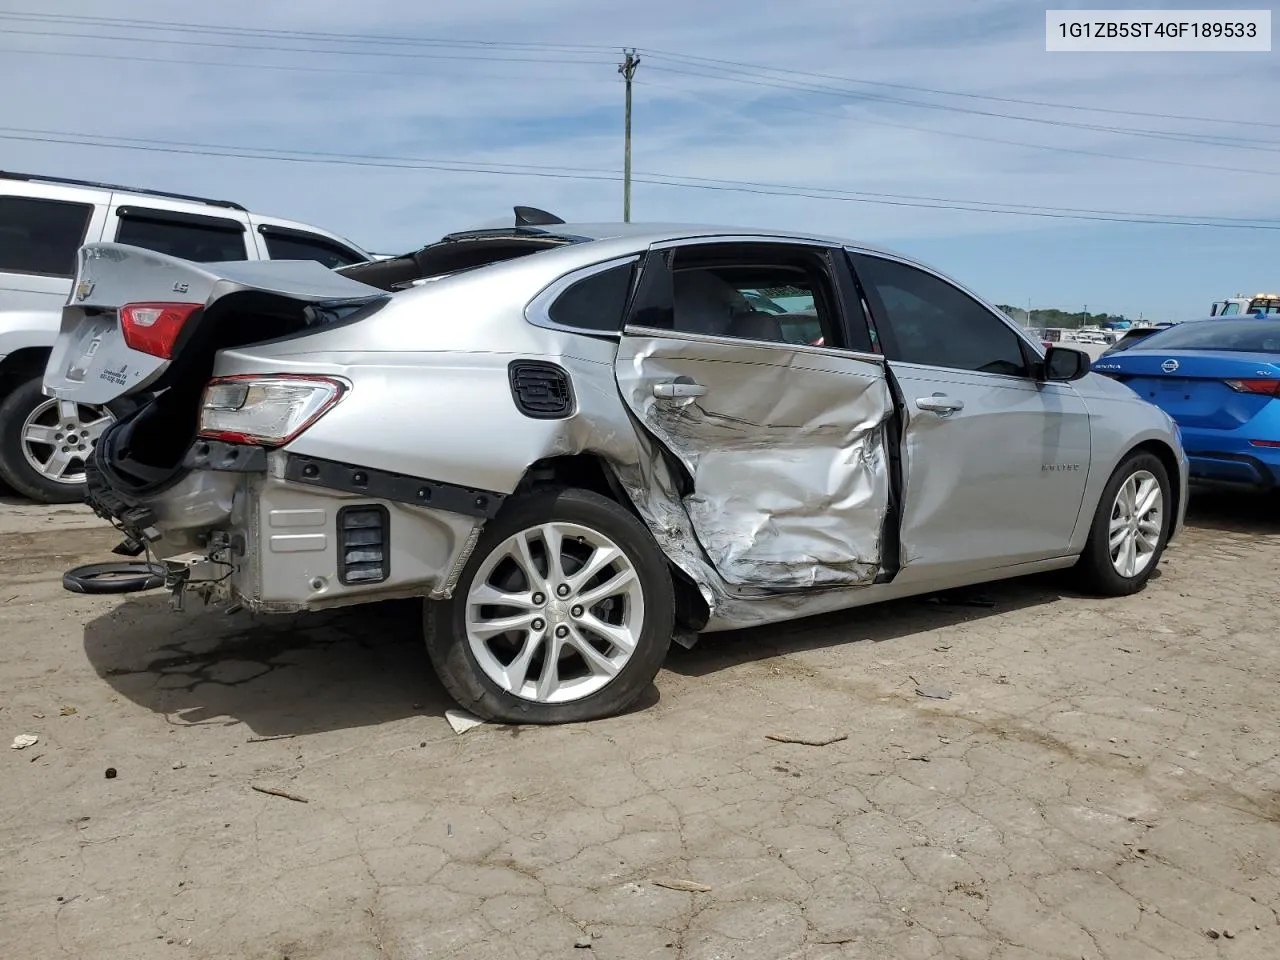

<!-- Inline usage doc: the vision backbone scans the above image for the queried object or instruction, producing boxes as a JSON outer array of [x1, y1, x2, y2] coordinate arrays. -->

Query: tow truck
[[1209, 293, 1280, 317]]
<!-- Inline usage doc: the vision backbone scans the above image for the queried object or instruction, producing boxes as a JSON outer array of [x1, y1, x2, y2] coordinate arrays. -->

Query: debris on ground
[[251, 785, 309, 803], [172, 762, 186, 770], [445, 709, 486, 735], [10, 734, 38, 750], [59, 707, 76, 716], [245, 735, 294, 743], [915, 686, 953, 701], [765, 733, 848, 747], [574, 936, 593, 948], [651, 877, 713, 893], [104, 768, 117, 779]]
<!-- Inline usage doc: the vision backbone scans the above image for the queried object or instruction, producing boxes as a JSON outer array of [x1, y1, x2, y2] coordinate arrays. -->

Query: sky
[[1, 0, 1278, 321]]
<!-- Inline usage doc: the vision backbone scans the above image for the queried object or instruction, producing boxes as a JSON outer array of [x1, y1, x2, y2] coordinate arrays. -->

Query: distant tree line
[[995, 305, 1130, 328]]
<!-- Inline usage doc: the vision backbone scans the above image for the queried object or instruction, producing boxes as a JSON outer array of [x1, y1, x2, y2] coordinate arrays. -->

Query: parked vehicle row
[[49, 210, 1188, 724], [0, 171, 371, 503]]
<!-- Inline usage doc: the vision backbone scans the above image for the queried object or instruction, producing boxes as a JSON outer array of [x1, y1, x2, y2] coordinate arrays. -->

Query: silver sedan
[[46, 211, 1187, 723]]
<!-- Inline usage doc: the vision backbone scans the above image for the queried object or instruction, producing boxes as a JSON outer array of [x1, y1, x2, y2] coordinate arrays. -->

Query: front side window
[[667, 246, 845, 347], [853, 254, 1028, 376], [0, 196, 94, 277], [1221, 302, 1241, 316], [116, 211, 247, 262]]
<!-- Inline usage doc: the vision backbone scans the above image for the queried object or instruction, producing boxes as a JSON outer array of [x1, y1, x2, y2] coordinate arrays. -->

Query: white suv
[[0, 171, 372, 502]]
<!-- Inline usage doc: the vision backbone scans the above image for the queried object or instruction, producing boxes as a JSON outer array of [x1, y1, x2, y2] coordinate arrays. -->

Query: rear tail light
[[198, 375, 347, 447], [120, 302, 201, 358], [1225, 378, 1280, 396]]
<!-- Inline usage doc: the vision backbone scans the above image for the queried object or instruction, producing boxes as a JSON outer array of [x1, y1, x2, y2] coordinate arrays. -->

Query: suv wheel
[[425, 487, 675, 724], [0, 375, 114, 503]]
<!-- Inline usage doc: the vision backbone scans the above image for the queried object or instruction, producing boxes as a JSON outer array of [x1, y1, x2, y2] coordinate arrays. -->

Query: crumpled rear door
[[614, 331, 894, 590]]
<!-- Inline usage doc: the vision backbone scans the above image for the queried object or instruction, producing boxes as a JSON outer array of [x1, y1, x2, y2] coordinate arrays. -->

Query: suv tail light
[[120, 302, 201, 358], [1224, 378, 1280, 397], [198, 375, 348, 447]]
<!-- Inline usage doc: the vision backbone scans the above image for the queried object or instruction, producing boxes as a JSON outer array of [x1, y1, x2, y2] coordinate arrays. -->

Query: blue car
[[1091, 318, 1280, 491]]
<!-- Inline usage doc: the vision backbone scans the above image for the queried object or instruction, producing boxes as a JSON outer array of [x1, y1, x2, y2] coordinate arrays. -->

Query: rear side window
[[116, 210, 248, 262], [548, 262, 635, 331], [262, 231, 365, 268], [0, 196, 94, 278]]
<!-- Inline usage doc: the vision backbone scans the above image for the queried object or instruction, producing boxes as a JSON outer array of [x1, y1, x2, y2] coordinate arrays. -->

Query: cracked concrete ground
[[1, 492, 1278, 960]]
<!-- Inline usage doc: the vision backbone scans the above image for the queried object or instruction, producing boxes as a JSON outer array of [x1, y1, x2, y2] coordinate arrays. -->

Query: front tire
[[424, 487, 675, 724], [0, 375, 113, 504], [1074, 451, 1171, 596]]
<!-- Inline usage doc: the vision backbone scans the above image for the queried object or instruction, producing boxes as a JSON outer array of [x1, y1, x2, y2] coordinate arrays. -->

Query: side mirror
[[1042, 345, 1091, 382]]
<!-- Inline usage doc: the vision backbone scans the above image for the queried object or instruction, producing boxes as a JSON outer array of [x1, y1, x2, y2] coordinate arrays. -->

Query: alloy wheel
[[464, 521, 645, 704], [20, 398, 113, 486], [1109, 469, 1163, 578]]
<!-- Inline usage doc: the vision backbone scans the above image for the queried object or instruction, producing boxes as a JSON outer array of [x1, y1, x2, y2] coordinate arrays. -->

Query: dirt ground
[[1, 492, 1278, 960]]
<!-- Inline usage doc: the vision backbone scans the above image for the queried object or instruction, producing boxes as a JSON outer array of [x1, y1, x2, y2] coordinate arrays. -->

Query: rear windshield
[[1103, 330, 1156, 354], [1136, 320, 1280, 354]]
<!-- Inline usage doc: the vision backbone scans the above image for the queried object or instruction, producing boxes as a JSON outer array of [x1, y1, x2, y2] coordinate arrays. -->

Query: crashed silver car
[[46, 210, 1188, 723]]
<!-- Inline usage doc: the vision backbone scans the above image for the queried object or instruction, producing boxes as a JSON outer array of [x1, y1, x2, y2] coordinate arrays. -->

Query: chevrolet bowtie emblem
[[74, 280, 95, 301]]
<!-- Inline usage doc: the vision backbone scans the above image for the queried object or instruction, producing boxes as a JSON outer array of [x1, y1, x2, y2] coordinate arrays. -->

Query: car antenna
[[513, 206, 565, 227]]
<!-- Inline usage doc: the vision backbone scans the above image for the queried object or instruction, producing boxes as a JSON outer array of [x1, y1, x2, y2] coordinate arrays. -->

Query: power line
[[0, 44, 607, 84], [6, 9, 1272, 132], [6, 126, 1279, 231], [4, 41, 1271, 180], [642, 62, 1280, 152], [0, 11, 618, 54], [635, 77, 1280, 179], [0, 28, 617, 65], [15, 21, 1272, 153], [637, 49, 1280, 131]]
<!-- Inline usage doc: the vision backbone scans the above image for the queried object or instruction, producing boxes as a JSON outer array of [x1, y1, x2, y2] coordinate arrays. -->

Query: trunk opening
[[100, 291, 384, 494]]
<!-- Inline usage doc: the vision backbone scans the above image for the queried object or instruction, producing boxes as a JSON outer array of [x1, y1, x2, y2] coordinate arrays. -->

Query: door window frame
[[846, 247, 1046, 381]]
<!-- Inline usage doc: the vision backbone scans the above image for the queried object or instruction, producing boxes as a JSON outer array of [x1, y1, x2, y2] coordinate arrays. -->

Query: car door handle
[[915, 394, 964, 415], [653, 379, 708, 399]]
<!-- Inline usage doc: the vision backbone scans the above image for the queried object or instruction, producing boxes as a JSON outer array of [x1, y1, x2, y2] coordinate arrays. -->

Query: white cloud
[[1, 0, 1276, 316]]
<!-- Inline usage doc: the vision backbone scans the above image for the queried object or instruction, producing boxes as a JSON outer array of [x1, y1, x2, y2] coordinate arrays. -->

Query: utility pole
[[618, 48, 640, 222]]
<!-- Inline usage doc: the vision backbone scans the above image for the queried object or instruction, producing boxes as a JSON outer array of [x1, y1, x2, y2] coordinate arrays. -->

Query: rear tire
[[0, 375, 111, 504], [1073, 451, 1171, 596], [424, 487, 675, 724]]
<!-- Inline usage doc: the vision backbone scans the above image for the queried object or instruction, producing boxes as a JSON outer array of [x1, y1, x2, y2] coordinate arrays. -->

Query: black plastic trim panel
[[182, 440, 269, 472], [284, 454, 506, 519], [508, 360, 576, 419], [115, 205, 246, 232]]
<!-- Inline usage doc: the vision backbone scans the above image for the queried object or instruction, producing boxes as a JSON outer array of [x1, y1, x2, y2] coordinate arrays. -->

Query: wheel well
[[514, 453, 711, 632], [1130, 439, 1183, 540], [0, 347, 50, 399]]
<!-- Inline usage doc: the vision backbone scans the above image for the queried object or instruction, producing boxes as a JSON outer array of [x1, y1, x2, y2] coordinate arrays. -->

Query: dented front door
[[614, 330, 894, 590]]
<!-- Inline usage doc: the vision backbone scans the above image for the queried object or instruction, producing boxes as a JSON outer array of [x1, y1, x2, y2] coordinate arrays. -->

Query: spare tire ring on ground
[[62, 562, 167, 595]]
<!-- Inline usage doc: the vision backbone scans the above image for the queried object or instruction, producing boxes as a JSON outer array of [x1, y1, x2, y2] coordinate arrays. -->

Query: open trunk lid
[[44, 243, 387, 407]]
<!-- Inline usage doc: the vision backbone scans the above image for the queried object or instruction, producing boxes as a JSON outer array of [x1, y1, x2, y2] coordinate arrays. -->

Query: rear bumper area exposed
[[1187, 450, 1280, 492], [85, 446, 494, 613]]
